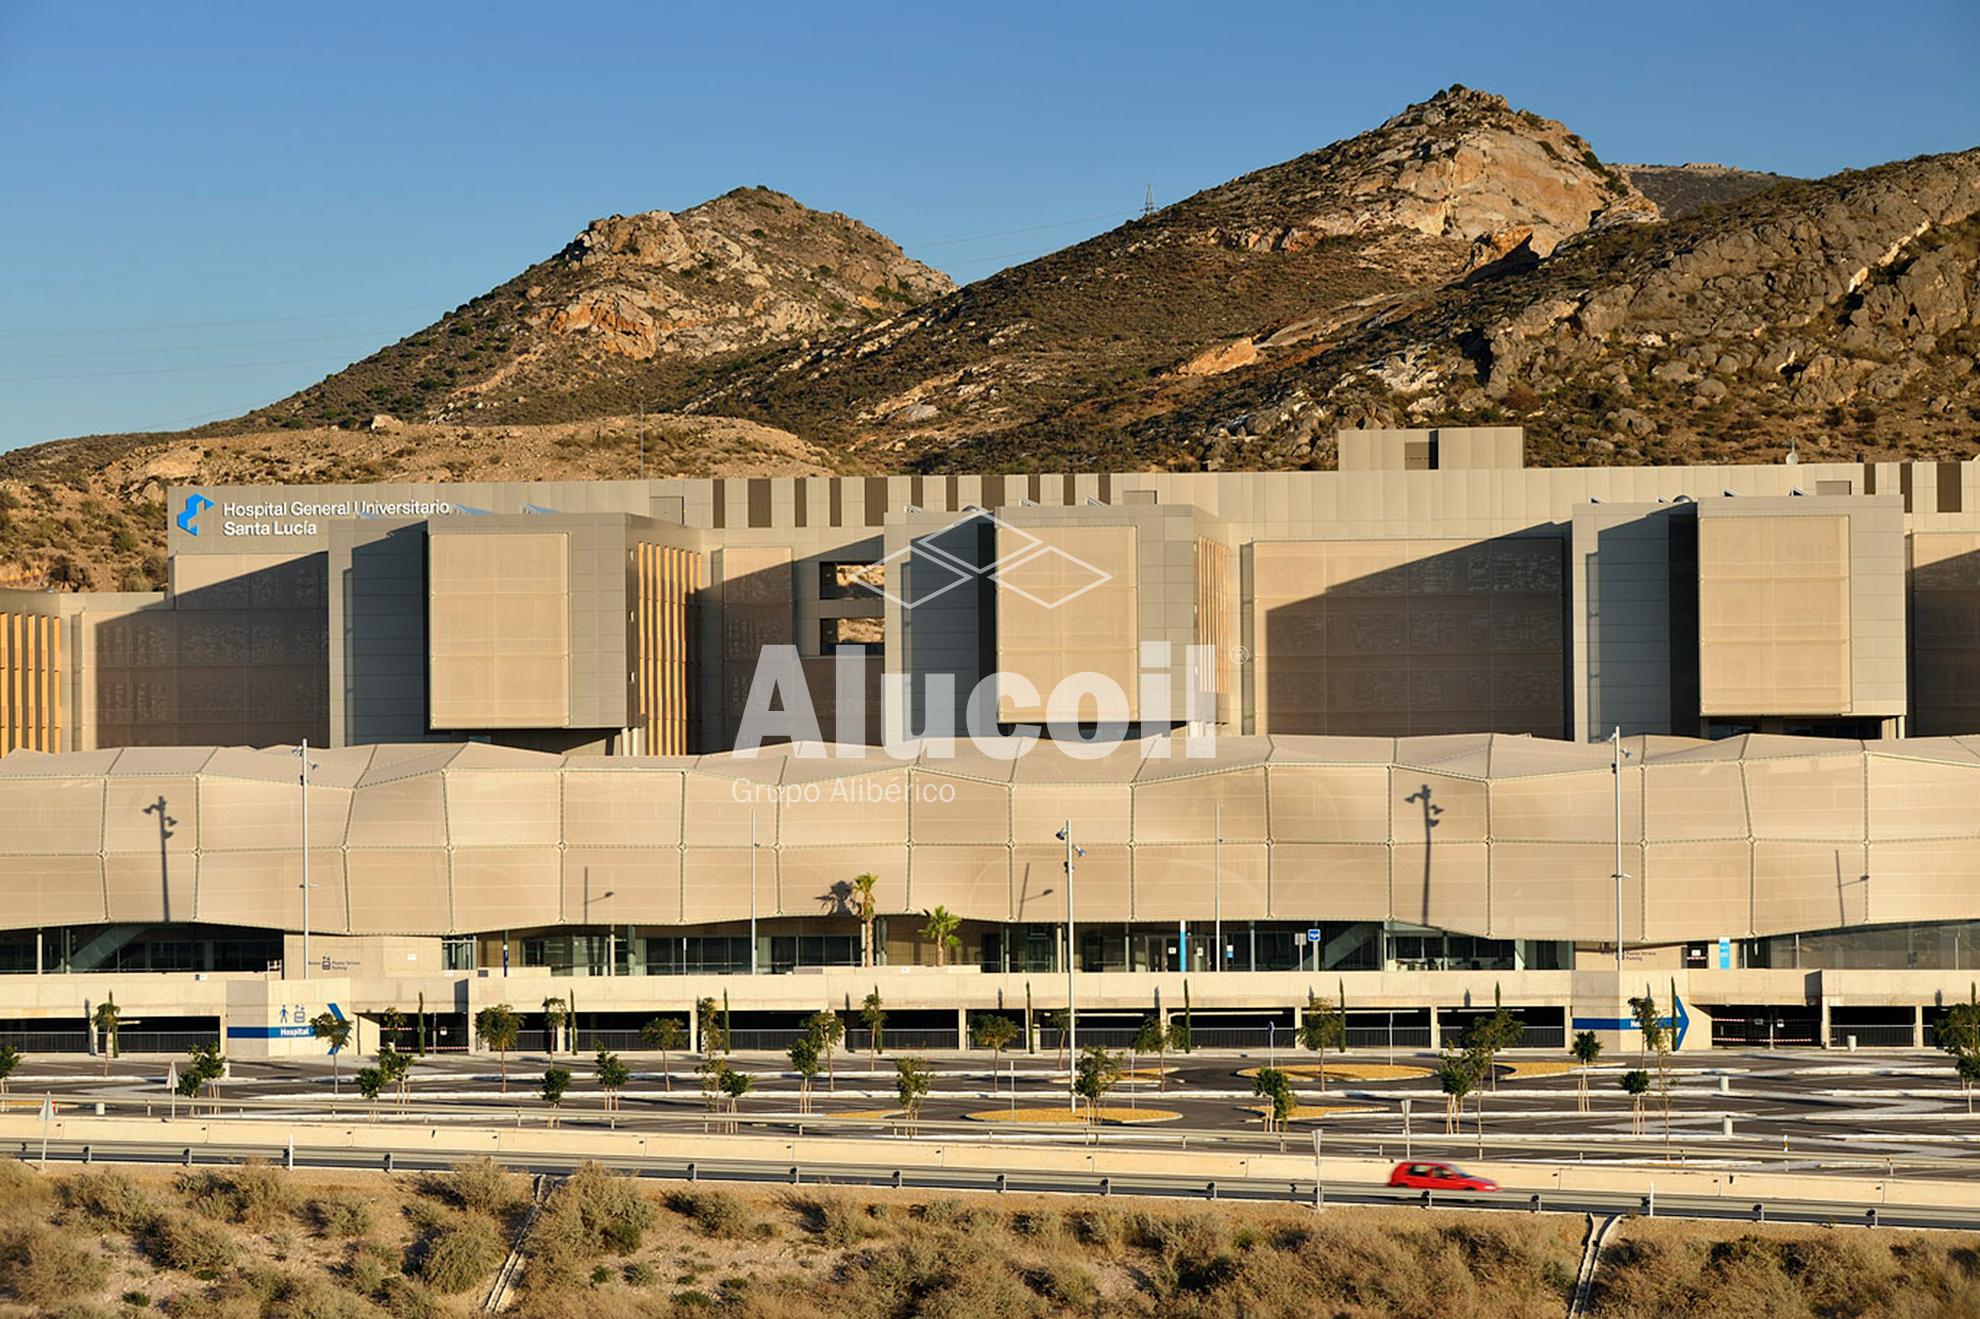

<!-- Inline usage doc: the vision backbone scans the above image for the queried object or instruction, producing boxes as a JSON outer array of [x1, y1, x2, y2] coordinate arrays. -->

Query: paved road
[[15, 1046, 1980, 1180]]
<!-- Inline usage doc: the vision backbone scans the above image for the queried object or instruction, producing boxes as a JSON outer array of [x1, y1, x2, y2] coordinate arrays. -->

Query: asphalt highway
[[12, 1046, 1980, 1182]]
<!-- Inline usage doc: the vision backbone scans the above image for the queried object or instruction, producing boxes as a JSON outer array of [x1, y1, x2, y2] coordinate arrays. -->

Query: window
[[442, 936, 476, 971], [818, 561, 883, 600], [1403, 439, 1438, 470], [821, 616, 884, 656]]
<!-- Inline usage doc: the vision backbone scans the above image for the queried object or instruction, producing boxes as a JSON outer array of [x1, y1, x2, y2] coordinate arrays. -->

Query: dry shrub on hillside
[[1592, 1225, 1980, 1319], [61, 1167, 160, 1232], [523, 1163, 658, 1294], [784, 1191, 884, 1247], [430, 1158, 521, 1217], [148, 1210, 239, 1273], [663, 1188, 763, 1241], [0, 1222, 111, 1305], [416, 1216, 504, 1294], [179, 1162, 301, 1230], [308, 1191, 374, 1239]]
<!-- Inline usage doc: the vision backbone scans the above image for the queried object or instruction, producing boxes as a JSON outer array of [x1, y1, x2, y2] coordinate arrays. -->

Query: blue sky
[[1, 0, 1974, 452]]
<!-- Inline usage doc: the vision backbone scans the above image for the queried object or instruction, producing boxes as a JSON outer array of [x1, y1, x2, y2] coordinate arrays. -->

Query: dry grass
[[1590, 1217, 1980, 1318], [2, 1161, 1978, 1319], [1237, 1104, 1381, 1120]]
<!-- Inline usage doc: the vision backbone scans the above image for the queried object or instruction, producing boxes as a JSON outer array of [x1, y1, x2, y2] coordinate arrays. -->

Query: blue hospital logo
[[178, 493, 212, 536]]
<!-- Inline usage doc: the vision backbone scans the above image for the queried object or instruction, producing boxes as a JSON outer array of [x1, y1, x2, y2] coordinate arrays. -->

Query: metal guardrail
[[0, 1032, 220, 1055]]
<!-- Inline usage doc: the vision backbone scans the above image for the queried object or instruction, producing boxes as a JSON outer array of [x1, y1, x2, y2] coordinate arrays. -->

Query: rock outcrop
[[252, 188, 952, 429]]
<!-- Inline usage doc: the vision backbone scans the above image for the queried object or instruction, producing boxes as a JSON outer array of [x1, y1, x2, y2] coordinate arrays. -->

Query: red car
[[1387, 1161, 1499, 1192]]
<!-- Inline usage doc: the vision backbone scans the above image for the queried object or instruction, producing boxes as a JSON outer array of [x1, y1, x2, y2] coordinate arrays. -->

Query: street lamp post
[[1057, 822, 1084, 1113], [1612, 726, 1632, 971], [1214, 804, 1222, 972], [294, 740, 317, 980], [749, 803, 759, 975]]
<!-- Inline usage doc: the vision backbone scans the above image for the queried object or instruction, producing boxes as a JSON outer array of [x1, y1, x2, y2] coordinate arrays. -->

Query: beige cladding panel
[[1394, 842, 1487, 932], [1867, 756, 1980, 839], [1388, 770, 1485, 842], [0, 854, 104, 925], [195, 778, 351, 851], [906, 772, 1009, 845], [1265, 765, 1389, 844], [1132, 844, 1266, 921], [450, 849, 561, 928], [1268, 844, 1389, 920], [562, 771, 684, 847], [681, 774, 768, 846], [345, 850, 451, 934], [1642, 762, 1749, 840], [776, 846, 907, 915], [562, 850, 683, 925], [102, 779, 200, 853], [681, 849, 766, 922], [103, 851, 199, 923], [346, 775, 449, 848], [1011, 783, 1131, 844], [1865, 841, 1980, 925], [1752, 841, 1869, 936], [720, 547, 794, 735], [906, 846, 1011, 921], [1643, 842, 1749, 944], [1012, 844, 1129, 922], [1252, 537, 1565, 737], [1490, 843, 1630, 941], [0, 779, 103, 854], [1131, 770, 1267, 843], [194, 850, 347, 930], [444, 772, 562, 847], [428, 532, 571, 728], [995, 525, 1139, 722], [1697, 515, 1850, 715], [1743, 756, 1866, 841], [1909, 533, 1980, 735], [1490, 773, 1641, 843], [777, 771, 910, 844]]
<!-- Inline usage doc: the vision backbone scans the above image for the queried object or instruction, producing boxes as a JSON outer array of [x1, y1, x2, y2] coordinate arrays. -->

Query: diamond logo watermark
[[848, 508, 1113, 611]]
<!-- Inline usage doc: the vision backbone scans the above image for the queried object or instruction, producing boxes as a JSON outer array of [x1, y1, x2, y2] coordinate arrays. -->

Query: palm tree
[[919, 906, 962, 967], [640, 1017, 687, 1091], [973, 1015, 1021, 1093], [1571, 1031, 1603, 1113], [92, 996, 119, 1076], [475, 1004, 522, 1092], [860, 989, 886, 1067], [894, 1057, 932, 1136], [1299, 994, 1346, 1093], [805, 1011, 845, 1091], [542, 997, 569, 1054], [310, 1011, 353, 1095], [850, 873, 879, 967]]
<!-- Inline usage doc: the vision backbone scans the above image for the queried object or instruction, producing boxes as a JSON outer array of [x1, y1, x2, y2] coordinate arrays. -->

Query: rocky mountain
[[689, 86, 1658, 470], [250, 187, 954, 431], [6, 85, 1977, 591], [1619, 163, 1796, 217], [1095, 148, 1980, 473]]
